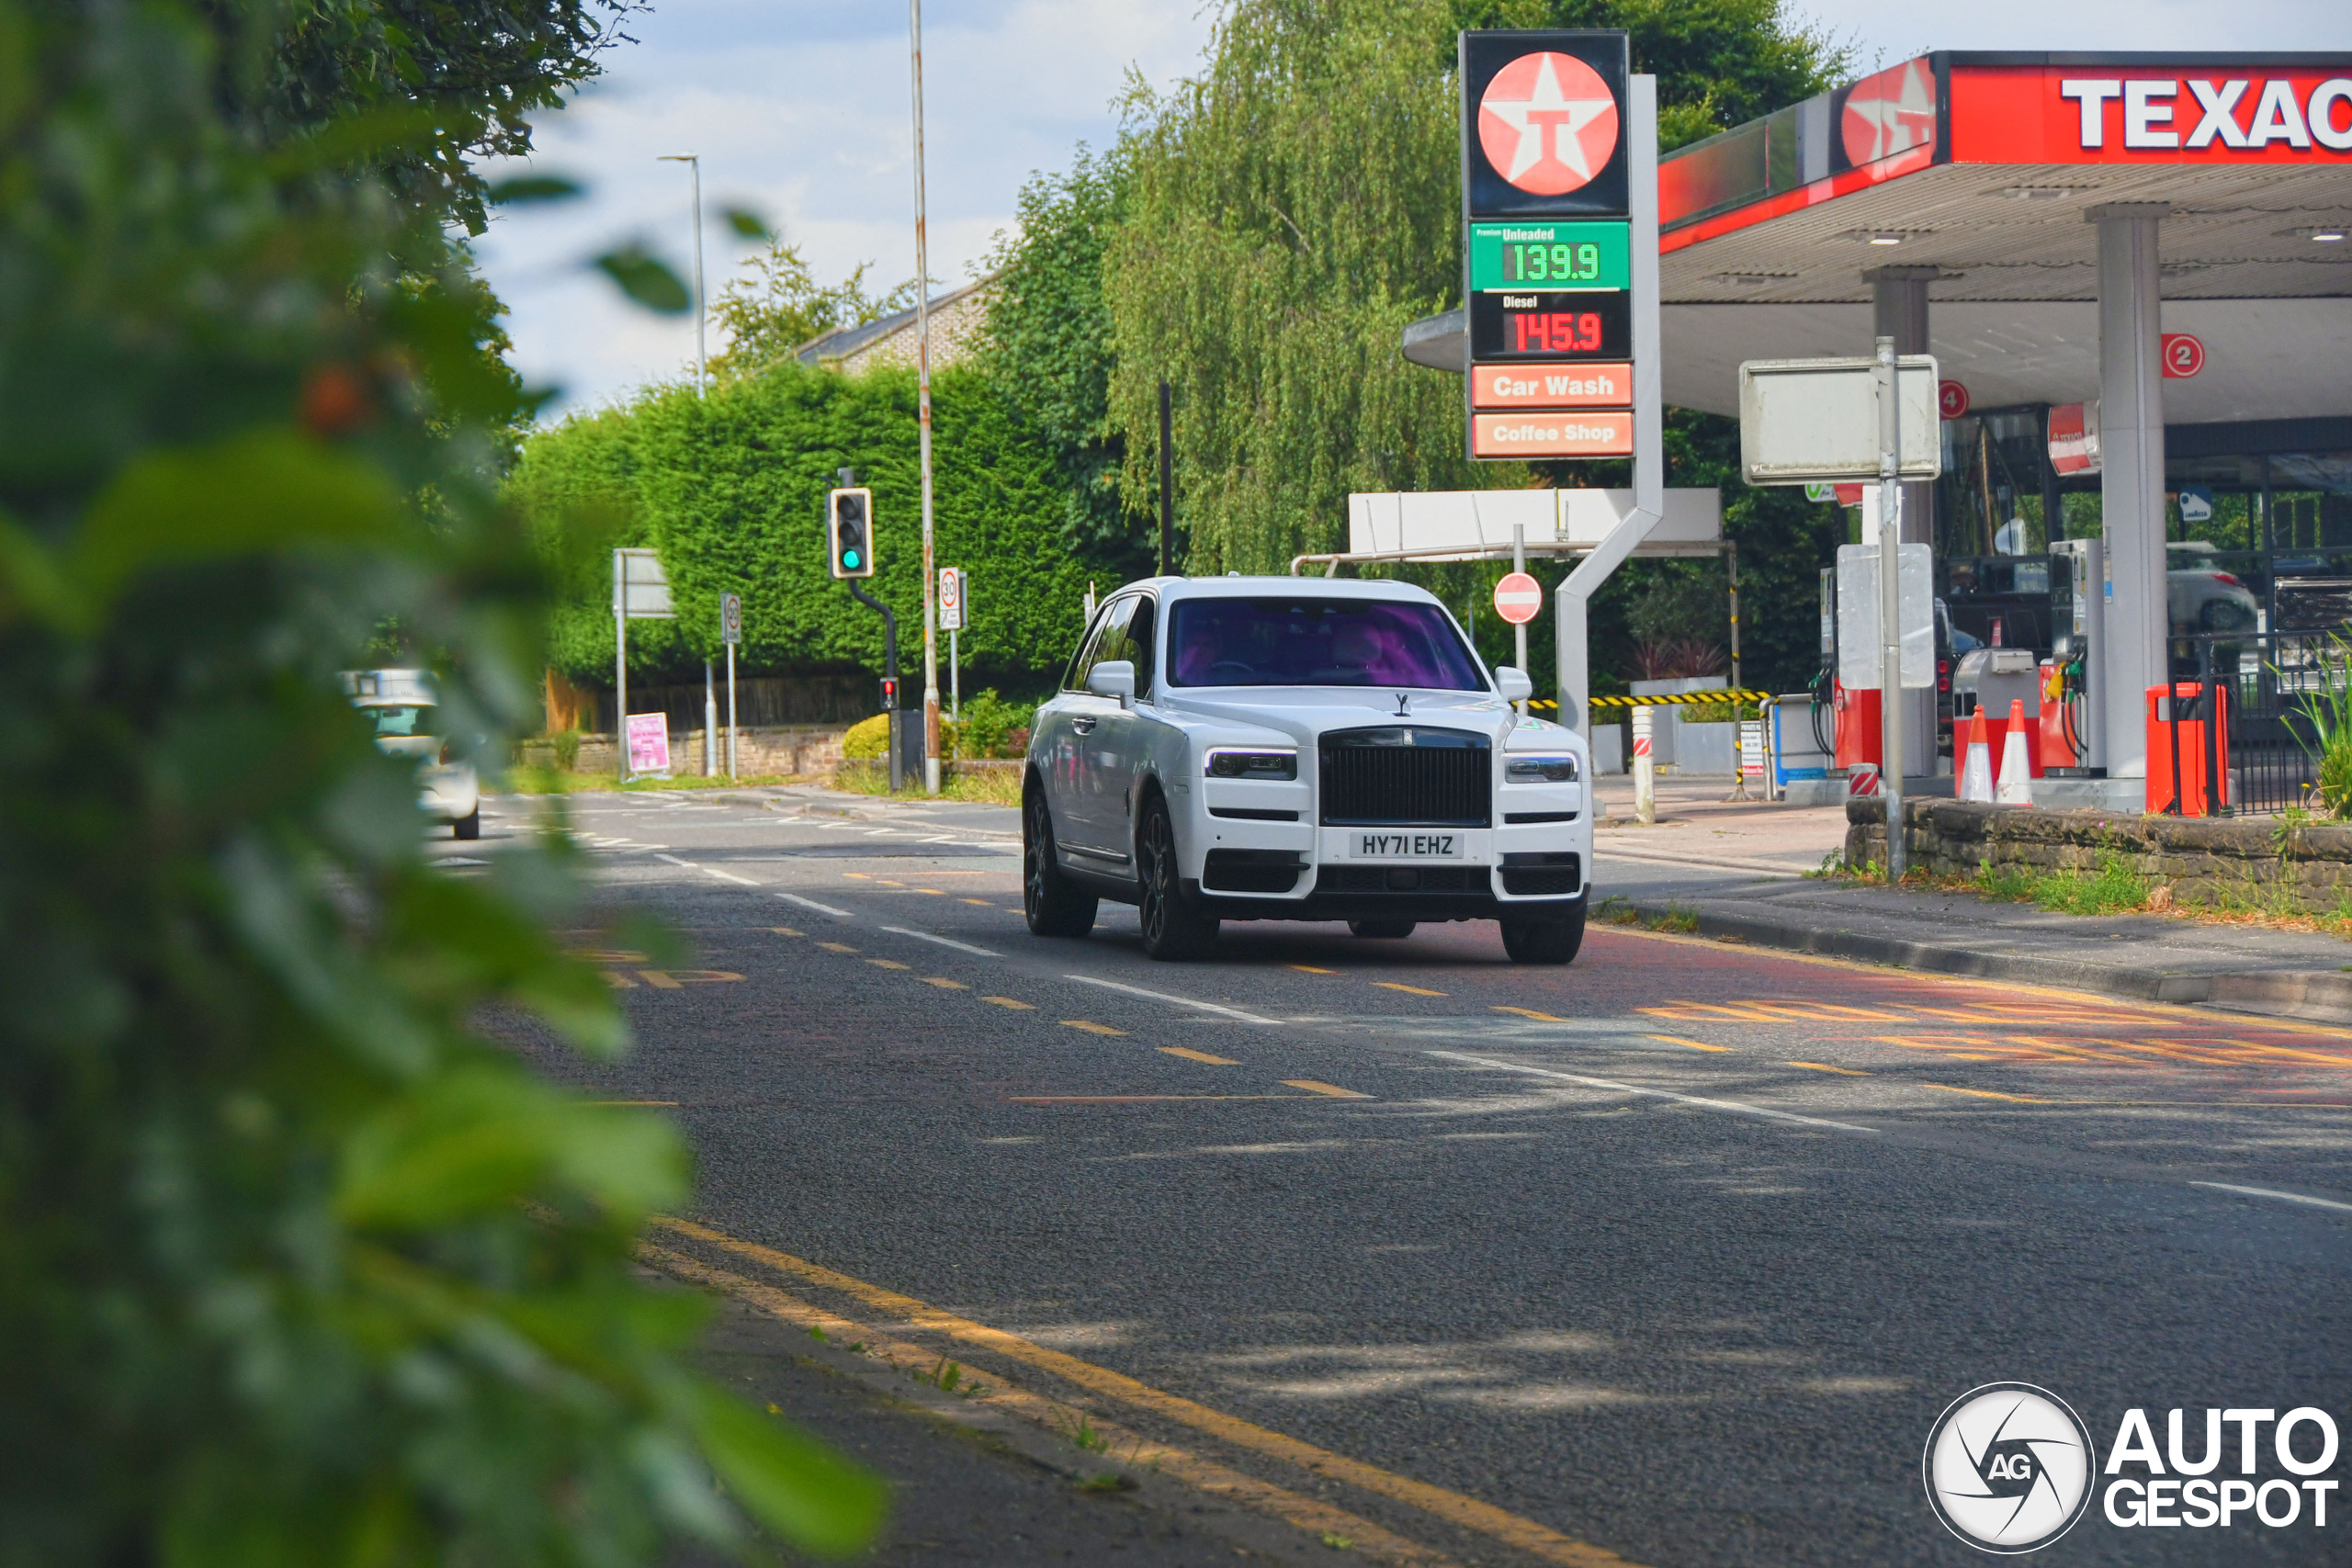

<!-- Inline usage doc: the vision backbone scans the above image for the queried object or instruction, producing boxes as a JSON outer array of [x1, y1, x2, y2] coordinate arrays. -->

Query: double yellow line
[[650, 1215, 1638, 1568]]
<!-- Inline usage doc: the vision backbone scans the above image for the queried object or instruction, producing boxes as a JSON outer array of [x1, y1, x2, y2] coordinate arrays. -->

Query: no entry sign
[[1493, 570, 1544, 625]]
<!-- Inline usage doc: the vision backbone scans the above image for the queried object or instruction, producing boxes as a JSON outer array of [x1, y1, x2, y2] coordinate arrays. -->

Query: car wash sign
[[1461, 30, 1637, 461]]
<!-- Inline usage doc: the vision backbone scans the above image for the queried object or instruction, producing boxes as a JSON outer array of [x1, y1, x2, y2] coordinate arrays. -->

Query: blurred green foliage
[[0, 2, 878, 1562]]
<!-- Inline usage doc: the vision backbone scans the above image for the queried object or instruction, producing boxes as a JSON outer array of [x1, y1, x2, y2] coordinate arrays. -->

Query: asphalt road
[[460, 788, 2352, 1568]]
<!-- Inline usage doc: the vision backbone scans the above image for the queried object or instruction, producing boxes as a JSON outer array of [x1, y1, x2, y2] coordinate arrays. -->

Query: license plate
[[1352, 831, 1463, 860]]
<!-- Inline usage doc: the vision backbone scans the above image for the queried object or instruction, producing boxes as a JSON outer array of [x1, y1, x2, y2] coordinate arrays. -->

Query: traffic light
[[828, 487, 875, 579], [879, 675, 899, 709]]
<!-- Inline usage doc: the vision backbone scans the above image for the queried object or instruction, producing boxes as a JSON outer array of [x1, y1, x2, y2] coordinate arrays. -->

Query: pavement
[[1584, 774, 2352, 1026], [457, 784, 2352, 1567]]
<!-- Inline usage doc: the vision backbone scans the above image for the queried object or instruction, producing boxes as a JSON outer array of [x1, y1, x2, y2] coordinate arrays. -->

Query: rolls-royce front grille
[[1317, 728, 1490, 828]]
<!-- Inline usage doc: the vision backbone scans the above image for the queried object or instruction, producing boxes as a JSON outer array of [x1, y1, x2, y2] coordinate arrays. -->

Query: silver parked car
[[342, 669, 481, 839], [1021, 577, 1592, 964]]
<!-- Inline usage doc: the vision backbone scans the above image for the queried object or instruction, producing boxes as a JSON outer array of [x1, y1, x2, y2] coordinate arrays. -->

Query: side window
[[1061, 597, 1134, 693], [1125, 597, 1157, 697]]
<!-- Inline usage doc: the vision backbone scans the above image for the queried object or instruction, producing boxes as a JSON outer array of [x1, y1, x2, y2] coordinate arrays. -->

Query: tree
[[979, 148, 1146, 573], [708, 238, 914, 380], [0, 3, 878, 1562]]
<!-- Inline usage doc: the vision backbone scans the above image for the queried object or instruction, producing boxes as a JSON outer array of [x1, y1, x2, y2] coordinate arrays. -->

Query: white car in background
[[342, 669, 481, 840], [2167, 541, 2261, 632], [1022, 577, 1592, 963]]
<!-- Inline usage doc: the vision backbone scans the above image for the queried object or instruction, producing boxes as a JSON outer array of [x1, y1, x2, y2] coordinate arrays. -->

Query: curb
[[1618, 896, 2352, 1027]]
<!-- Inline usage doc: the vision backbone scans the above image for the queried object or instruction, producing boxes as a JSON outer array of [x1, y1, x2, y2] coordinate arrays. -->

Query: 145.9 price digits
[[1514, 310, 1604, 354]]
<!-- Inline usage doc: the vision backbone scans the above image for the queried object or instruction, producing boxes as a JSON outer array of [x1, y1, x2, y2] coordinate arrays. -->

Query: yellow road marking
[[961, 897, 993, 907], [1010, 1095, 1303, 1103], [1492, 1006, 1566, 1022], [1788, 1061, 1868, 1075], [650, 1220, 1635, 1568], [1283, 1079, 1370, 1099], [982, 996, 1034, 1010], [867, 958, 910, 971], [768, 926, 803, 938], [1291, 964, 1337, 974], [1925, 1082, 2050, 1103], [568, 947, 649, 963], [922, 976, 967, 989], [590, 1100, 680, 1106], [1062, 1020, 1125, 1036], [817, 942, 858, 953], [636, 969, 743, 988], [1160, 1046, 1241, 1065], [639, 1243, 1466, 1567], [910, 887, 946, 896], [1374, 982, 1446, 997], [1648, 1033, 1731, 1053], [876, 879, 905, 887], [842, 873, 871, 879]]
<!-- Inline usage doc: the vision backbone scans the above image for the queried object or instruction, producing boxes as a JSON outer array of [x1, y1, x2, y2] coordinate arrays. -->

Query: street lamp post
[[908, 0, 940, 795], [657, 153, 706, 394]]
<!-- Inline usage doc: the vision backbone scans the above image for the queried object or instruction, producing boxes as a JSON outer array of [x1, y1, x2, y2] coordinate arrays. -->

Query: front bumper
[[420, 763, 480, 822]]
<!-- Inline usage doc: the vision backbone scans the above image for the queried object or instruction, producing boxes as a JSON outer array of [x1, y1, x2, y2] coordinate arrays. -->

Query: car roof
[[1119, 575, 1447, 608]]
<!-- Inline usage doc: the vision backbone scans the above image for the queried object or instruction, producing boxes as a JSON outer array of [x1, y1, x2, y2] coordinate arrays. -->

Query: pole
[[949, 626, 960, 724], [704, 660, 717, 776], [1875, 333, 1906, 883], [851, 579, 899, 793], [909, 0, 940, 795], [614, 548, 628, 781], [1556, 75, 1662, 737], [1633, 705, 1656, 825], [1511, 524, 1528, 719], [1159, 379, 1174, 575], [1726, 541, 1741, 694], [657, 155, 705, 393], [726, 639, 737, 780]]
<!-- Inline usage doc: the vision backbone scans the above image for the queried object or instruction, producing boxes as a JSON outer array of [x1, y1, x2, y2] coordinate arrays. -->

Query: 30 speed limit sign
[[938, 567, 965, 631], [719, 592, 741, 645]]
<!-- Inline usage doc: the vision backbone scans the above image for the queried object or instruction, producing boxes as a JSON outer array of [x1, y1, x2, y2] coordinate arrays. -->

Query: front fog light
[[1505, 754, 1579, 784]]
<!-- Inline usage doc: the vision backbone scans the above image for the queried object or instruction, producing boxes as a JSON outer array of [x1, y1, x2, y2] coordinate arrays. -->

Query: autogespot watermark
[[1924, 1386, 2343, 1552]]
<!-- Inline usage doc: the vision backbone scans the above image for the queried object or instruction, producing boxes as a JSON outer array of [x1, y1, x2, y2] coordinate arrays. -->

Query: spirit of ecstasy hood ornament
[[1394, 692, 1411, 716]]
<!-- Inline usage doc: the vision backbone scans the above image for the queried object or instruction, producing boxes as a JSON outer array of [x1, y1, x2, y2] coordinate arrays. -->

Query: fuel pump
[[1810, 566, 1838, 759], [2043, 539, 2104, 775]]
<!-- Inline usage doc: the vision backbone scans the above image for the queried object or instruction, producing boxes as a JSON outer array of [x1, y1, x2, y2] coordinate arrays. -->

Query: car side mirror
[[1494, 666, 1533, 705], [1086, 660, 1136, 706]]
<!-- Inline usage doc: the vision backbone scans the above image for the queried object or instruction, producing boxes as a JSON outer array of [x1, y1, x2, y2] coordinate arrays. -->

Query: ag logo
[[1924, 1383, 2096, 1552], [1477, 52, 1620, 196]]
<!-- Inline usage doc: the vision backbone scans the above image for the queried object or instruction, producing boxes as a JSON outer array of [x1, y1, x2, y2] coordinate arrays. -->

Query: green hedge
[[512, 364, 1108, 689]]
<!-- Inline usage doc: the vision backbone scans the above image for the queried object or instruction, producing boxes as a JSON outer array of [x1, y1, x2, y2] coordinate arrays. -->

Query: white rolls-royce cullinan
[[1021, 576, 1592, 964]]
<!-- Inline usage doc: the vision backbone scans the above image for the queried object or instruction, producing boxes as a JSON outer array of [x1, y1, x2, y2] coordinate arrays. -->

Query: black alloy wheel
[[1348, 919, 1417, 939], [1136, 795, 1217, 961], [1023, 785, 1098, 938], [1500, 903, 1586, 964]]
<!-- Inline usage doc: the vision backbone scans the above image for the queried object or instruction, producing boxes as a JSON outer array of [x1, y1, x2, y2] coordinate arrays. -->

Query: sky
[[471, 0, 2350, 421]]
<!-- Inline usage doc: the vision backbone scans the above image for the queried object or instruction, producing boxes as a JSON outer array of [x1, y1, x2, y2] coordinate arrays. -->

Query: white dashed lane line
[[775, 892, 855, 919], [1059, 975, 1283, 1027], [881, 926, 1001, 957], [2190, 1181, 2352, 1215], [1426, 1050, 1883, 1135]]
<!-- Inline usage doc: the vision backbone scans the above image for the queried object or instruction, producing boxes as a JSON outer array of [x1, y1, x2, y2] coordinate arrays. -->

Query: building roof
[[793, 276, 998, 370]]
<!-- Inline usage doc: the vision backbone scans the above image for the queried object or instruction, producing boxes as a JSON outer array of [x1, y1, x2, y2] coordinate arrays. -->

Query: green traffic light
[[843, 550, 862, 569]]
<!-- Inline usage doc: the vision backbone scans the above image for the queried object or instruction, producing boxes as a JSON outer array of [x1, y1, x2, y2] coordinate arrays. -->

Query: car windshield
[[367, 704, 436, 737], [1167, 597, 1487, 691]]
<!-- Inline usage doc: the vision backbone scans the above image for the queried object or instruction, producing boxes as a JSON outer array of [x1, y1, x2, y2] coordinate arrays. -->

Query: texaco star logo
[[1478, 51, 1620, 196], [1841, 58, 1937, 166]]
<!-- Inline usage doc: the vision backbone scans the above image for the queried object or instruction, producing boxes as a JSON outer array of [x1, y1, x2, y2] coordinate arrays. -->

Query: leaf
[[594, 247, 692, 314], [490, 175, 585, 205], [75, 429, 409, 607], [686, 1379, 885, 1554], [721, 206, 771, 240]]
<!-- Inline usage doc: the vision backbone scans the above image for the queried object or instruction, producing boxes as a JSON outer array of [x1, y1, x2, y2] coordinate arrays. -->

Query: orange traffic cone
[[1959, 705, 1995, 803], [1995, 698, 2033, 806]]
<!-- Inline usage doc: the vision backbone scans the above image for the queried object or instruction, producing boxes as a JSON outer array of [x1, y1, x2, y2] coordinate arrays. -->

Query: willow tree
[[1104, 0, 1850, 588]]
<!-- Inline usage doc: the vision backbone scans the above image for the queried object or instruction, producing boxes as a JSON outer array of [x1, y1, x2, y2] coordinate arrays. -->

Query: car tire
[[1500, 904, 1585, 965], [1023, 784, 1098, 938], [1348, 919, 1416, 939], [2199, 598, 2251, 632], [1136, 794, 1218, 961], [453, 808, 481, 840]]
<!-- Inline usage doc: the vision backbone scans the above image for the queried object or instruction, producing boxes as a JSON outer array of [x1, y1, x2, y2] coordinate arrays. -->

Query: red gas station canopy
[[1645, 54, 2352, 420]]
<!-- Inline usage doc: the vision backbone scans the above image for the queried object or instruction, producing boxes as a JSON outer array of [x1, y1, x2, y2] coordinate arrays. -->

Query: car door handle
[[1071, 716, 1097, 735]]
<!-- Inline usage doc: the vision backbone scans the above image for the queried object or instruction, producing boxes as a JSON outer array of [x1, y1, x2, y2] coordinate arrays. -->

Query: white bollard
[[1633, 705, 1656, 825]]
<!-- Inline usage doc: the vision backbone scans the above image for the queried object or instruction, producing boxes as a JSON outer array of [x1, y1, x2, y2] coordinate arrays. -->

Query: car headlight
[[1504, 753, 1579, 784], [1204, 748, 1297, 781]]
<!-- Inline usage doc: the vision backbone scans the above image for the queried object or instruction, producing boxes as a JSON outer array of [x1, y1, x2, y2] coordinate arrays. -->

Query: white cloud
[[473, 0, 1213, 416], [1789, 0, 2350, 73]]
